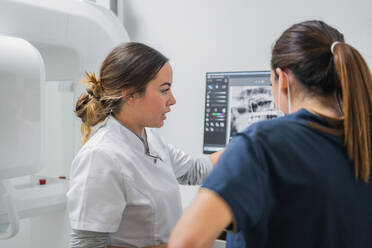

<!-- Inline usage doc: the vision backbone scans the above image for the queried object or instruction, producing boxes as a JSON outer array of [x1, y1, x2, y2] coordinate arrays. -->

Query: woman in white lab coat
[[67, 42, 222, 248]]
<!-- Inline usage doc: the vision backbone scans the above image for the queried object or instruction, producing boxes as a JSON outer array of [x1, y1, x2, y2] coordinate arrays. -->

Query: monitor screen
[[203, 71, 277, 154]]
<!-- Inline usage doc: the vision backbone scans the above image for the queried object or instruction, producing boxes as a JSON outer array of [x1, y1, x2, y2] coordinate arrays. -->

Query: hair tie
[[86, 88, 100, 100], [86, 89, 94, 97], [331, 41, 341, 55]]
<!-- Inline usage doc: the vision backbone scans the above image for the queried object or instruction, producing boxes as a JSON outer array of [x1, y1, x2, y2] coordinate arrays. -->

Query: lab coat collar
[[105, 115, 164, 162], [143, 130, 164, 162], [105, 115, 147, 154]]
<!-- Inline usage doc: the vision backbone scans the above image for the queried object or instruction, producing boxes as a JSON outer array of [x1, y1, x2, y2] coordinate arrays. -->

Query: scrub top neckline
[[296, 108, 344, 136]]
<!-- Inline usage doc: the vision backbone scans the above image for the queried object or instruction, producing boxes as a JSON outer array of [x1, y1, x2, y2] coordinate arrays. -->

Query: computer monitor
[[203, 71, 277, 154]]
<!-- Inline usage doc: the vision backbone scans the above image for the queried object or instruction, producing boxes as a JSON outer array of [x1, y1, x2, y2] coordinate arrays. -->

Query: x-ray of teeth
[[203, 71, 276, 154], [229, 85, 277, 137]]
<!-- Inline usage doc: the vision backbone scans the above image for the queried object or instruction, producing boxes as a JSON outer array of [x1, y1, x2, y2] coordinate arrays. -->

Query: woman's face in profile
[[132, 62, 177, 128]]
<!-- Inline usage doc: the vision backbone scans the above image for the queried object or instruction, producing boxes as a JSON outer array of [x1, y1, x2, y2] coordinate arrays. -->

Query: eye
[[161, 88, 170, 93]]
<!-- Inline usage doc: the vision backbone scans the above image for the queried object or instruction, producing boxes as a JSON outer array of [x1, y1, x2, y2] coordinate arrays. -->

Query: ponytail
[[333, 43, 372, 182], [80, 122, 92, 145], [75, 72, 109, 144]]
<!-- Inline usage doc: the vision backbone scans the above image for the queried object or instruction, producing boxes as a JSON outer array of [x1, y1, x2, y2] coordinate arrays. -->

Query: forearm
[[177, 157, 213, 185], [168, 189, 232, 248], [208, 149, 225, 166], [177, 149, 225, 185]]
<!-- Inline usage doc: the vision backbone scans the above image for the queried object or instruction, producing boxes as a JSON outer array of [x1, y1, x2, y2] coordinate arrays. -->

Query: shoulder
[[85, 124, 118, 150], [72, 130, 126, 176], [81, 124, 134, 159], [72, 146, 117, 174]]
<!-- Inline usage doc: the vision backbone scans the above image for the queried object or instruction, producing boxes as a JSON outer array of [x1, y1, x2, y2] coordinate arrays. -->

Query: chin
[[149, 121, 164, 128]]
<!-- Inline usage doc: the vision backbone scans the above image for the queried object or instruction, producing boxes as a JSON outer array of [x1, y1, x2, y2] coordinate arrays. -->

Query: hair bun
[[83, 72, 103, 100]]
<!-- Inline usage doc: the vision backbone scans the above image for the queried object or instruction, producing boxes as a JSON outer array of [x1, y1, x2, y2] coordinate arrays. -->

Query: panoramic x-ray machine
[[0, 0, 129, 239]]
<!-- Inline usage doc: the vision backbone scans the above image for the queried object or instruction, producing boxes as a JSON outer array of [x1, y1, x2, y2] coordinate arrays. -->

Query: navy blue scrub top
[[203, 108, 372, 248]]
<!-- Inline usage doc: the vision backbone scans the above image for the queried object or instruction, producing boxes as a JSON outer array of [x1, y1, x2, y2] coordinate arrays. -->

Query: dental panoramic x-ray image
[[229, 85, 277, 138]]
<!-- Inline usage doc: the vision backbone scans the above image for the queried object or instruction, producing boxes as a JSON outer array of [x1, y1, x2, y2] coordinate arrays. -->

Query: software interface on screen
[[203, 71, 278, 154]]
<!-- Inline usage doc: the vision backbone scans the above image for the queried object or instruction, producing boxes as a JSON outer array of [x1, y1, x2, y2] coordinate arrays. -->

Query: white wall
[[122, 0, 372, 206], [123, 0, 371, 155]]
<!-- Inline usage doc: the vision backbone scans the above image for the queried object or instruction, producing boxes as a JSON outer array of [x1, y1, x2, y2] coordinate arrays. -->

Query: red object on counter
[[59, 176, 67, 179], [39, 178, 47, 185]]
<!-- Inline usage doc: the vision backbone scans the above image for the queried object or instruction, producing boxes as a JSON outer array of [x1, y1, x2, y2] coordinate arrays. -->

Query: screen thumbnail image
[[228, 85, 277, 138]]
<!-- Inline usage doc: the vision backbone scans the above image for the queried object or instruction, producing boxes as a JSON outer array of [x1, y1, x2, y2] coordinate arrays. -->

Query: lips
[[162, 110, 170, 120]]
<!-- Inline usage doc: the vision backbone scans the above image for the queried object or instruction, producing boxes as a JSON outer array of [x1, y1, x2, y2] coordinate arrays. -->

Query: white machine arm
[[0, 0, 129, 80]]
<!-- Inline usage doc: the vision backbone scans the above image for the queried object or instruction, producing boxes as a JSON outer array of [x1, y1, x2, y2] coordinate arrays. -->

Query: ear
[[275, 68, 288, 96], [121, 89, 135, 104]]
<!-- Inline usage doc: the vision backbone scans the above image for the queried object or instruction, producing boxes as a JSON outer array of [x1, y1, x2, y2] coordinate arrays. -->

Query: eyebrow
[[160, 82, 171, 87]]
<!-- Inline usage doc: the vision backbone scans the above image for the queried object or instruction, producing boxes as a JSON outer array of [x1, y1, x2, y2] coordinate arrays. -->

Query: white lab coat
[[67, 115, 212, 247]]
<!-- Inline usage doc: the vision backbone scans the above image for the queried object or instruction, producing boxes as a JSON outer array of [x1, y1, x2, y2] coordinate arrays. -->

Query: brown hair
[[271, 20, 372, 182], [75, 42, 168, 144]]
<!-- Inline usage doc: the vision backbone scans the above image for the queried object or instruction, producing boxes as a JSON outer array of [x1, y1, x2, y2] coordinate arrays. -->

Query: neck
[[292, 93, 342, 118], [113, 111, 144, 137]]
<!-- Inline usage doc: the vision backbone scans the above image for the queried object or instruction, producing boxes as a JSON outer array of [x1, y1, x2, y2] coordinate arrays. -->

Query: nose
[[168, 90, 176, 106]]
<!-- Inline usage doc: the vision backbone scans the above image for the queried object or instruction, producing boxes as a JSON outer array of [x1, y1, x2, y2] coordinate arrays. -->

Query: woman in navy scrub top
[[169, 20, 372, 248]]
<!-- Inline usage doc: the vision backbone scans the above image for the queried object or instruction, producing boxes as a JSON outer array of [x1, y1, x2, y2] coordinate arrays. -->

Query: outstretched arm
[[209, 149, 225, 166], [168, 144, 224, 185], [168, 188, 233, 248]]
